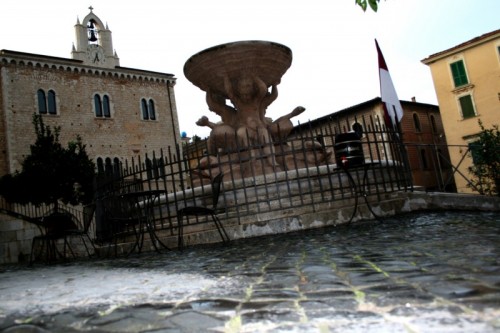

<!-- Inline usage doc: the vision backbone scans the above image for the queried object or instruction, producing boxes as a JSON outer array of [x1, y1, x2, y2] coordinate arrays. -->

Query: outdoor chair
[[101, 194, 142, 256], [65, 203, 97, 258], [29, 211, 79, 264], [177, 172, 229, 250]]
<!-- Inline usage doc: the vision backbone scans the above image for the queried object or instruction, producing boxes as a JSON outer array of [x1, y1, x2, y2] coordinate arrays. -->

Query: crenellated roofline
[[0, 49, 175, 85]]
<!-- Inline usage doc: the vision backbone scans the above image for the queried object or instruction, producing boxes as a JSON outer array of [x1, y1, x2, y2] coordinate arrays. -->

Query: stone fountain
[[184, 41, 332, 183]]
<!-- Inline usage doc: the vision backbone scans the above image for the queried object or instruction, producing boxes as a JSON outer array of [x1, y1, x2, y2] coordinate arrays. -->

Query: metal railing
[[4, 114, 492, 243], [90, 115, 413, 241], [0, 198, 87, 227]]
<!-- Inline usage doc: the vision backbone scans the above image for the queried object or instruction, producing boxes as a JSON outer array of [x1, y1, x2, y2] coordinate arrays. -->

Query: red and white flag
[[376, 39, 403, 129]]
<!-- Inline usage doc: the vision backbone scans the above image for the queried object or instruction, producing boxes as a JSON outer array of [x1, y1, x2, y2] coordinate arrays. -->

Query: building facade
[[422, 29, 500, 194], [290, 97, 454, 192], [0, 8, 179, 177]]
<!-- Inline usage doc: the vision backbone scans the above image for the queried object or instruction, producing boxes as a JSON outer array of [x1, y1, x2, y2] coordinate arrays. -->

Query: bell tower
[[71, 6, 120, 68]]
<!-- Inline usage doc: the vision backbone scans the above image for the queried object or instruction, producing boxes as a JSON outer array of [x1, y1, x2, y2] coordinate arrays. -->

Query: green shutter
[[459, 95, 475, 119], [450, 60, 469, 87], [468, 141, 481, 165]]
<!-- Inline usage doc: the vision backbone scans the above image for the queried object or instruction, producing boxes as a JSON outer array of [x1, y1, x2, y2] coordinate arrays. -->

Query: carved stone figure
[[184, 41, 330, 183], [199, 90, 238, 154], [267, 106, 306, 142]]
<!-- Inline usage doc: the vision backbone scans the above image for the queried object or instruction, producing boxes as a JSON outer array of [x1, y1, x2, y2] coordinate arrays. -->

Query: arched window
[[152, 158, 159, 179], [413, 113, 421, 132], [145, 157, 164, 179], [103, 95, 111, 117], [48, 90, 57, 115], [94, 94, 111, 118], [158, 158, 165, 178], [141, 98, 157, 120], [113, 157, 121, 176], [430, 115, 437, 134], [141, 99, 149, 119], [94, 94, 102, 117], [96, 157, 104, 174], [148, 100, 156, 120], [37, 89, 57, 115], [97, 157, 122, 176], [37, 89, 47, 114], [105, 157, 113, 174], [146, 158, 153, 179]]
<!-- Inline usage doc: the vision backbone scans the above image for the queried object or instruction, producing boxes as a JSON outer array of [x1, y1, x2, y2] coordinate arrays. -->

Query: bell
[[87, 21, 98, 42], [88, 30, 98, 42]]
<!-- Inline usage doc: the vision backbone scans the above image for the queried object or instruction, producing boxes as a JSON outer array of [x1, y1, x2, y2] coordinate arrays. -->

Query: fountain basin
[[184, 40, 292, 95]]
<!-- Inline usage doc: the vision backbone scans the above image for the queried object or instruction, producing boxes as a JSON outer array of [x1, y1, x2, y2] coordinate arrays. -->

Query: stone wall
[[2, 191, 499, 265], [0, 214, 40, 264], [0, 53, 178, 174]]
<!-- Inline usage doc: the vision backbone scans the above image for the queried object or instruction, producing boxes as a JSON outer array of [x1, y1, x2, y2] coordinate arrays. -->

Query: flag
[[376, 39, 403, 129]]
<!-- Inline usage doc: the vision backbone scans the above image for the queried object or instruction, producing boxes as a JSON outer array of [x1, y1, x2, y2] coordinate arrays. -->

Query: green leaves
[[467, 120, 500, 196], [355, 0, 380, 12], [0, 114, 96, 206]]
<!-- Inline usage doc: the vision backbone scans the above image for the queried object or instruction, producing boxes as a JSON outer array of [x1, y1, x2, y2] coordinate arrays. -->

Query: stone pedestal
[[184, 41, 328, 183]]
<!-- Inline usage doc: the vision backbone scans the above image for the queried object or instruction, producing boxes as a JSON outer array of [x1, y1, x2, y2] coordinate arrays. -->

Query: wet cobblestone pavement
[[1, 210, 499, 332]]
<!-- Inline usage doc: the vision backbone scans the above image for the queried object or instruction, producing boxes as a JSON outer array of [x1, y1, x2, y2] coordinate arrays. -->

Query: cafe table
[[119, 190, 170, 253]]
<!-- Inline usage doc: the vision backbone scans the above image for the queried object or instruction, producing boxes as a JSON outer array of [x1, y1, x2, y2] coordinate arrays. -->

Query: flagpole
[[375, 39, 413, 192]]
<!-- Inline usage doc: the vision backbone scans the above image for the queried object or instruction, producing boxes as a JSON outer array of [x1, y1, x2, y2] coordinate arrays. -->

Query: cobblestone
[[0, 210, 499, 332]]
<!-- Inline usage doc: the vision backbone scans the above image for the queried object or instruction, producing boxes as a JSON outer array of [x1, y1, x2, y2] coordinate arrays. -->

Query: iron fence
[[2, 114, 491, 244], [90, 115, 414, 241]]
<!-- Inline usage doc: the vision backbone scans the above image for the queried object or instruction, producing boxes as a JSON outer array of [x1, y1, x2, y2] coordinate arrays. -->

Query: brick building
[[0, 8, 179, 176], [291, 97, 455, 192]]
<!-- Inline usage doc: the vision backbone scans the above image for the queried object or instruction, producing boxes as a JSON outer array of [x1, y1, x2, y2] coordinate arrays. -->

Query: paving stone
[[0, 211, 498, 332], [177, 298, 240, 312]]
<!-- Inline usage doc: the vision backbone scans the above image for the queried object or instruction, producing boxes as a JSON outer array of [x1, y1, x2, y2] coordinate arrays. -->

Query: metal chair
[[101, 194, 142, 257], [177, 172, 229, 250], [65, 203, 97, 258], [29, 211, 79, 264]]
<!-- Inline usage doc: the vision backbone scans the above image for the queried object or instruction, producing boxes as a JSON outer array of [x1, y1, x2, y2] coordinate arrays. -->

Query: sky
[[1, 0, 498, 139]]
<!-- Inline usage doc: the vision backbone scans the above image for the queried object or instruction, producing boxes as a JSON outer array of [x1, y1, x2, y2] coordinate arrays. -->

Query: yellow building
[[422, 29, 500, 194]]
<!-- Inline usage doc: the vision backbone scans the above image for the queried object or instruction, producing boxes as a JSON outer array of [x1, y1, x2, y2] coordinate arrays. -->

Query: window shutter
[[450, 61, 468, 87], [459, 95, 475, 119]]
